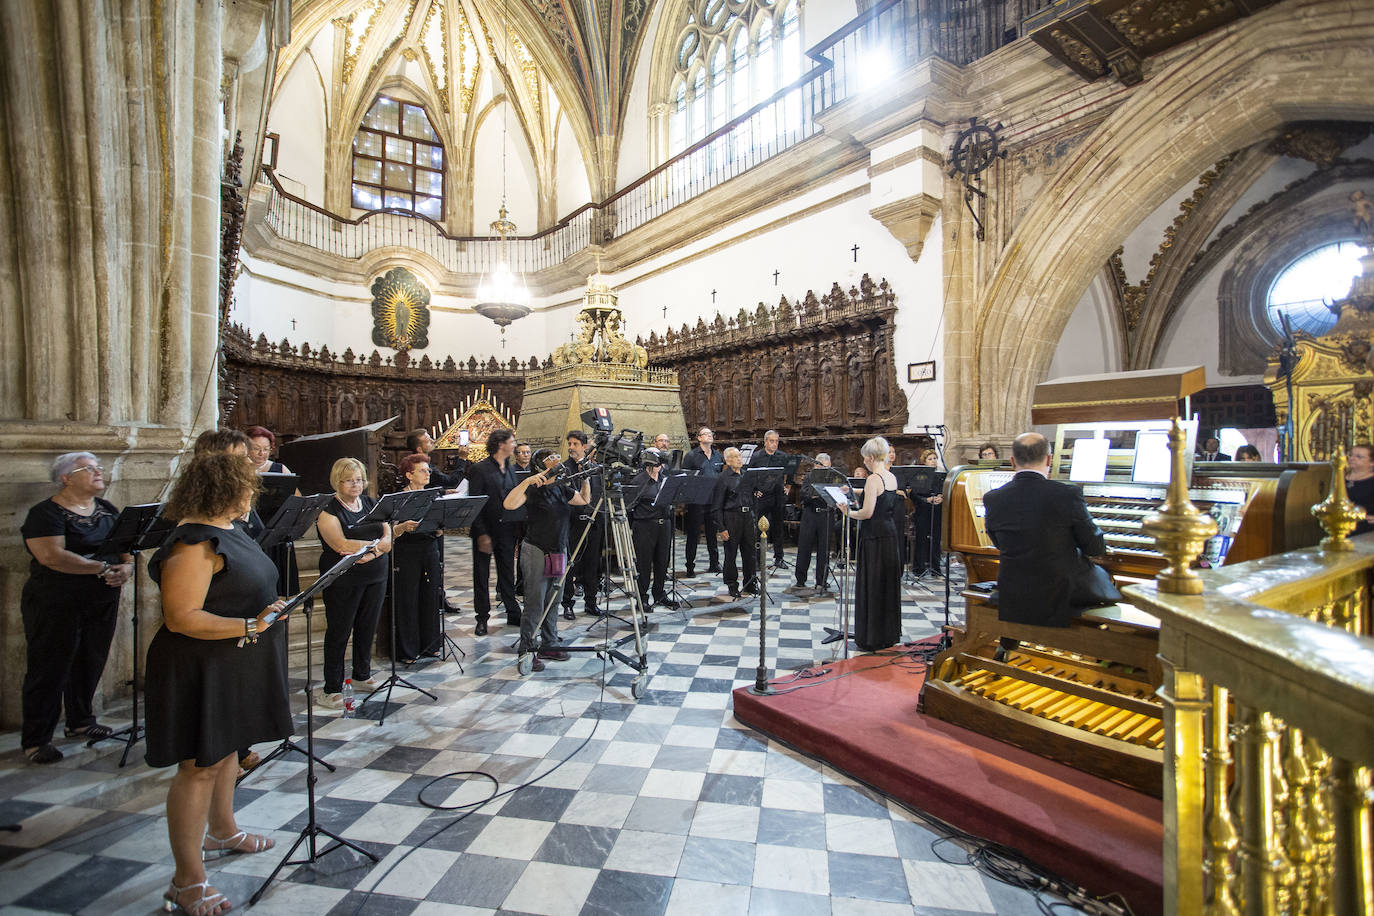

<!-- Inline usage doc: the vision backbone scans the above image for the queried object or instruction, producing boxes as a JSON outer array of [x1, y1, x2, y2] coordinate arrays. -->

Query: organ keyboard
[[922, 370, 1330, 794]]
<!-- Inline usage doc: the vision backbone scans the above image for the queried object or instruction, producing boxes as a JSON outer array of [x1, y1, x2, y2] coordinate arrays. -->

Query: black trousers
[[757, 497, 785, 563], [20, 581, 119, 749], [563, 517, 604, 612], [393, 537, 442, 660], [632, 518, 671, 601], [472, 527, 520, 623], [322, 574, 386, 694], [795, 508, 832, 588], [722, 510, 759, 591], [683, 504, 719, 571]]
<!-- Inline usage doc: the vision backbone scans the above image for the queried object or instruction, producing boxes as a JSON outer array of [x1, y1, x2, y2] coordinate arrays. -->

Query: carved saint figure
[[820, 361, 836, 417], [797, 363, 813, 418], [848, 358, 866, 415]]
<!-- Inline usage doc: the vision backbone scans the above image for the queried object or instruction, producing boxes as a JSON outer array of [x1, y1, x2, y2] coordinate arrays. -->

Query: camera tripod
[[517, 487, 651, 698]]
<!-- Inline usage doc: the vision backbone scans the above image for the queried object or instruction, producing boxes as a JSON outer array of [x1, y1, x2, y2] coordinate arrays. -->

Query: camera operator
[[712, 447, 759, 599], [748, 430, 789, 569], [629, 450, 678, 610], [503, 450, 590, 671], [560, 431, 604, 620]]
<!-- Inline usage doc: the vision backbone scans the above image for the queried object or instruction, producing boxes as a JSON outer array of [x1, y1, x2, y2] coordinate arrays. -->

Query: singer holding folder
[[144, 452, 292, 916]]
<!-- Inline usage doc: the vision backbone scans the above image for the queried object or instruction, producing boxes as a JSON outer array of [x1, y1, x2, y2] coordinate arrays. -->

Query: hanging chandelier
[[474, 205, 530, 330], [473, 0, 531, 337]]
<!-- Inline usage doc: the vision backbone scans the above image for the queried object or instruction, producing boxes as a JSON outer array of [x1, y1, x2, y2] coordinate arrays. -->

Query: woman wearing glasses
[[19, 453, 133, 764], [390, 454, 444, 663], [315, 458, 392, 708]]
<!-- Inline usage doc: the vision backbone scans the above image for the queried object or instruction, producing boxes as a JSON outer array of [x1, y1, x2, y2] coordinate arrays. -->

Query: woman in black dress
[[391, 453, 443, 663], [19, 452, 133, 764], [145, 452, 291, 916], [316, 457, 392, 708], [911, 448, 945, 575], [841, 437, 903, 651], [1347, 442, 1373, 537]]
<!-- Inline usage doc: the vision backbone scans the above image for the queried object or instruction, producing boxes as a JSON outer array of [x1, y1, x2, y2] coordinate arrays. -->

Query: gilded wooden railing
[[1126, 538, 1374, 915]]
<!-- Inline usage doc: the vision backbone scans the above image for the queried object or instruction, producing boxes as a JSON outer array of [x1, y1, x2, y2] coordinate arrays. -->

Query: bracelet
[[97, 561, 111, 577]]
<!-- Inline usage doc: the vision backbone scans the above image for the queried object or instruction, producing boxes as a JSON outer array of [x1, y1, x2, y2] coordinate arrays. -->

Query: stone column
[[0, 0, 277, 729]]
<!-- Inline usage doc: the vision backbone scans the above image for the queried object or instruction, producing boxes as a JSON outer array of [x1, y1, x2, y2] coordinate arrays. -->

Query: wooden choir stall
[[920, 368, 1331, 796]]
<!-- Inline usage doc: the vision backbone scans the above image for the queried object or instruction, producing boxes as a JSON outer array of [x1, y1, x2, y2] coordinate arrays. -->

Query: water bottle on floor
[[342, 679, 356, 717]]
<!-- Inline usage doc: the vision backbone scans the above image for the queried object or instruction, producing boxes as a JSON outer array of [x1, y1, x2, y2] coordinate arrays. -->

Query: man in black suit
[[465, 429, 520, 635], [629, 450, 678, 609], [681, 427, 723, 576], [407, 429, 467, 490], [983, 432, 1119, 660], [1196, 436, 1232, 462]]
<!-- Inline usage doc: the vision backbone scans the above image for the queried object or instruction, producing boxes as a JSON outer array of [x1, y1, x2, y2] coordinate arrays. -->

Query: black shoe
[[653, 596, 679, 610], [773, 558, 789, 569], [475, 620, 488, 636], [707, 562, 722, 573], [728, 587, 742, 599], [506, 616, 522, 627], [561, 605, 576, 621], [537, 649, 571, 661], [583, 606, 602, 617], [528, 654, 546, 673], [444, 601, 463, 615], [741, 581, 759, 595], [684, 567, 696, 578], [24, 744, 62, 765]]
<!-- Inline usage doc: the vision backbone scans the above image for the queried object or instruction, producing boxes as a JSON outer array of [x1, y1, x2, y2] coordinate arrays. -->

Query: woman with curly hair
[[390, 453, 443, 662], [145, 451, 292, 915]]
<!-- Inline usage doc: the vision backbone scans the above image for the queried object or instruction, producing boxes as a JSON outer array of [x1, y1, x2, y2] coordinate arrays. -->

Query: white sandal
[[202, 829, 274, 859], [162, 879, 229, 915]]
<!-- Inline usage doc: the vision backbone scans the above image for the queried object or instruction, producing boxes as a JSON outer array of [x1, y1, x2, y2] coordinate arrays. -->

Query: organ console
[[921, 369, 1331, 795]]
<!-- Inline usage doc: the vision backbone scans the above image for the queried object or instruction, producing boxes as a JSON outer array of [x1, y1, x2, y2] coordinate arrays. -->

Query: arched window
[[666, 0, 802, 157], [1266, 241, 1364, 337], [352, 96, 445, 219]]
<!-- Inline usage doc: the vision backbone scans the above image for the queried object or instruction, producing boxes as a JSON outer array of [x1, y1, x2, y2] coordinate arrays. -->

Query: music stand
[[659, 473, 714, 607], [811, 485, 856, 656], [256, 472, 299, 523], [413, 495, 487, 665], [252, 543, 379, 905], [803, 468, 848, 593], [94, 504, 173, 766], [900, 468, 946, 590], [354, 489, 442, 724], [241, 493, 336, 782]]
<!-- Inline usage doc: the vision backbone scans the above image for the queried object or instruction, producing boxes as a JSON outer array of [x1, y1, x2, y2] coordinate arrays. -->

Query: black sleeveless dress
[[144, 523, 293, 767], [854, 487, 902, 651]]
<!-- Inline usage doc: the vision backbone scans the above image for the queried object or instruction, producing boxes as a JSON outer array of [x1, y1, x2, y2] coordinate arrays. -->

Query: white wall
[[802, 0, 860, 48], [1046, 272, 1121, 379], [555, 112, 592, 216], [616, 0, 666, 189], [1152, 253, 1265, 384], [266, 47, 329, 204], [472, 98, 539, 234], [232, 252, 554, 363]]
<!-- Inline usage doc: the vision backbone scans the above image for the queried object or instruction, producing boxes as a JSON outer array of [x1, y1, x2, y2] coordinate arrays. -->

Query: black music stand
[[241, 493, 336, 782], [741, 466, 789, 580], [256, 472, 299, 523], [803, 467, 849, 593], [412, 495, 487, 665], [94, 504, 174, 766], [358, 489, 442, 725], [252, 544, 378, 905], [901, 467, 946, 590], [659, 473, 714, 607]]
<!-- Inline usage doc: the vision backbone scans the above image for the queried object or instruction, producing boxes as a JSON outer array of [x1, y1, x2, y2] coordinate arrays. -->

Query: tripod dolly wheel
[[516, 653, 534, 677], [631, 674, 648, 699]]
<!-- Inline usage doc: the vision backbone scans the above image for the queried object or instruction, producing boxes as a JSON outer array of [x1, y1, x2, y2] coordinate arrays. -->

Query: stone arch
[[961, 0, 1374, 436]]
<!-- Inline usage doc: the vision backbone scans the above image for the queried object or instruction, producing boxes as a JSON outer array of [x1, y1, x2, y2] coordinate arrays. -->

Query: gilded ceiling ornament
[[421, 0, 450, 108], [370, 266, 432, 352], [1266, 122, 1373, 170]]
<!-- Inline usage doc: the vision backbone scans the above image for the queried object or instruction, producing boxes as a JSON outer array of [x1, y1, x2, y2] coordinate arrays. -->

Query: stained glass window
[[352, 96, 445, 217]]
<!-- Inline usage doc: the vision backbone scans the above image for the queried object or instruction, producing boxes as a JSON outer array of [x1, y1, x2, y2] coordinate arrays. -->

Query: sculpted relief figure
[[848, 358, 865, 415], [820, 361, 836, 417], [797, 363, 813, 418]]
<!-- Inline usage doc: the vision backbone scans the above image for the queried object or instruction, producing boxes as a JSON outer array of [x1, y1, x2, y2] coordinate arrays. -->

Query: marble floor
[[0, 540, 1109, 915]]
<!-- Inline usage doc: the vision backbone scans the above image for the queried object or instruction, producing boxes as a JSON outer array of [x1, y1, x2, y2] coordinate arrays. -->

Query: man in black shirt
[[629, 450, 678, 609], [681, 427, 723, 577], [712, 447, 758, 598], [561, 430, 606, 619], [792, 453, 836, 596], [748, 430, 789, 568], [465, 429, 520, 635], [407, 429, 467, 490]]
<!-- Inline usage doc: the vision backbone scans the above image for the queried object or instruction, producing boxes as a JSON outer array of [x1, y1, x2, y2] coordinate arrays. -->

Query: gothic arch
[[961, 0, 1374, 436]]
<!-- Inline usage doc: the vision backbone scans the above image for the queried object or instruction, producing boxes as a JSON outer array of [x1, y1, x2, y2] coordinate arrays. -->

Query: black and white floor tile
[[0, 539, 1090, 915]]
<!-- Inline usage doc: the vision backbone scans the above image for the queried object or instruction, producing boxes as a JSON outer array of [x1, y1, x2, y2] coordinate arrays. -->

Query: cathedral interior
[[1, 0, 1372, 913]]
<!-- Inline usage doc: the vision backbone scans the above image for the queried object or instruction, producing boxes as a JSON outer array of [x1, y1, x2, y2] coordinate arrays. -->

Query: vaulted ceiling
[[277, 0, 659, 196]]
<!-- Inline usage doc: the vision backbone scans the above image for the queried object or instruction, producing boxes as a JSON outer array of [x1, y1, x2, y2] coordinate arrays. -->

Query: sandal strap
[[204, 829, 270, 853], [165, 879, 227, 916]]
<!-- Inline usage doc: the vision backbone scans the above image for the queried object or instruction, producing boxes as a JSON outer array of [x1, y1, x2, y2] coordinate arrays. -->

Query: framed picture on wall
[[908, 361, 937, 383]]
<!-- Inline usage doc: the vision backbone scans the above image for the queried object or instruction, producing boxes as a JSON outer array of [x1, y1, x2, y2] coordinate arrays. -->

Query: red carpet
[[733, 642, 1163, 915]]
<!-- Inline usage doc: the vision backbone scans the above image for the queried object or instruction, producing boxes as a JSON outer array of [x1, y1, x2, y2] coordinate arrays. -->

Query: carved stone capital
[[869, 194, 941, 262]]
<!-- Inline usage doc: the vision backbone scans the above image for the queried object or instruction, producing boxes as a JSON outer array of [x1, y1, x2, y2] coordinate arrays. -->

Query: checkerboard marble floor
[[0, 538, 1095, 915]]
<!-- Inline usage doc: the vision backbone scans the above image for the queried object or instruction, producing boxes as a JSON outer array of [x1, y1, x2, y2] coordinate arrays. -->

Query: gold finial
[[1311, 446, 1365, 551], [1141, 418, 1217, 594], [758, 516, 770, 537]]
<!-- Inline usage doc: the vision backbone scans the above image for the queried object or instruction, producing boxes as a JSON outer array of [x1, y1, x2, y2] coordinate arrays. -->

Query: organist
[[984, 432, 1121, 661]]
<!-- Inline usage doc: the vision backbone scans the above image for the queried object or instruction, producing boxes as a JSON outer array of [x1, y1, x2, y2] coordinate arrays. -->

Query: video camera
[[580, 408, 651, 470]]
